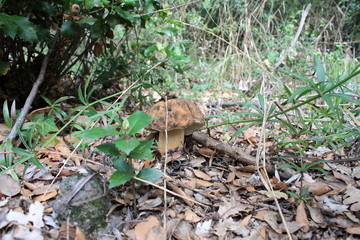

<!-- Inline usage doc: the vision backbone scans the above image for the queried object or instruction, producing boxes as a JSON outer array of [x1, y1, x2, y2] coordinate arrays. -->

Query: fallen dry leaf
[[134, 215, 160, 240], [0, 174, 21, 197], [296, 201, 309, 232], [33, 191, 58, 202], [346, 226, 360, 235], [343, 185, 360, 211], [217, 197, 249, 219], [192, 169, 212, 181], [184, 209, 202, 223], [188, 177, 214, 187]]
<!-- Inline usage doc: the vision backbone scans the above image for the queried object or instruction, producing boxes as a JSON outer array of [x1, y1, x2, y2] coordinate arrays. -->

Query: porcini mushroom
[[147, 99, 205, 155]]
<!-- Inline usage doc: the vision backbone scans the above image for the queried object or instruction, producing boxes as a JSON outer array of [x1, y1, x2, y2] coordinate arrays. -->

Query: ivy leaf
[[127, 111, 153, 136], [0, 13, 38, 42], [115, 139, 140, 155], [136, 168, 163, 185]]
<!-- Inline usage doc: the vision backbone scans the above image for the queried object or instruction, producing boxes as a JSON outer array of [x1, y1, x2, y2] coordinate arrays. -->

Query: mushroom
[[147, 99, 205, 155]]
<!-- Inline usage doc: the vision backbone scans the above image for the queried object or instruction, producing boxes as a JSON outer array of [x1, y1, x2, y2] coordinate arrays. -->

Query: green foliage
[[0, 13, 38, 42], [81, 110, 163, 188]]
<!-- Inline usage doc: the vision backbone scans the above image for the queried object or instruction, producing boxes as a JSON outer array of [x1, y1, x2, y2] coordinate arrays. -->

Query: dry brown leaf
[[346, 226, 360, 235], [217, 197, 249, 219], [306, 205, 326, 225], [197, 147, 215, 158], [172, 220, 193, 240], [253, 210, 276, 221], [343, 185, 360, 211], [240, 214, 252, 226], [134, 215, 160, 240], [188, 177, 213, 187], [300, 182, 331, 196], [214, 218, 250, 239], [0, 123, 10, 141], [184, 209, 202, 223], [192, 169, 212, 181], [333, 171, 355, 185], [33, 191, 58, 202], [243, 128, 257, 146], [258, 225, 266, 240], [32, 183, 60, 195], [296, 201, 309, 232], [225, 171, 236, 183], [0, 174, 21, 197]]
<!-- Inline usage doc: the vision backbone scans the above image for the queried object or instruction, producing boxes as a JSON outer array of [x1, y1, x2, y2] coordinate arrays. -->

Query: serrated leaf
[[127, 111, 153, 136], [109, 171, 133, 188], [96, 143, 121, 156], [115, 139, 140, 155], [136, 168, 163, 184], [81, 126, 119, 140], [129, 139, 154, 160], [113, 157, 131, 173]]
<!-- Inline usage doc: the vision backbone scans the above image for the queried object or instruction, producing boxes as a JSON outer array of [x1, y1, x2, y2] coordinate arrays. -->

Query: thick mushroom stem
[[158, 129, 185, 155]]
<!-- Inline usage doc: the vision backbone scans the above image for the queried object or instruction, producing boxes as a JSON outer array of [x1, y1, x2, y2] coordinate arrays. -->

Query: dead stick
[[192, 132, 297, 179], [274, 4, 312, 70], [4, 32, 59, 142]]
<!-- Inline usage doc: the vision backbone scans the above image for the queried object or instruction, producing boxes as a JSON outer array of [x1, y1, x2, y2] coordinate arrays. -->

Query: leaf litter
[[0, 103, 359, 240]]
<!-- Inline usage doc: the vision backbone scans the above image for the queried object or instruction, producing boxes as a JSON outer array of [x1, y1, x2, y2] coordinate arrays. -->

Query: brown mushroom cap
[[147, 99, 205, 135]]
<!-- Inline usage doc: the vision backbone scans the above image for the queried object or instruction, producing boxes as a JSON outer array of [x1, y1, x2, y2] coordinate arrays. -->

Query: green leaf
[[109, 171, 133, 188], [81, 126, 119, 140], [37, 117, 59, 136], [130, 140, 154, 160], [12, 147, 31, 156], [113, 157, 131, 173], [232, 123, 256, 138], [114, 7, 135, 22], [61, 21, 83, 39], [136, 168, 163, 184], [287, 86, 313, 103], [314, 56, 325, 83], [115, 139, 140, 155], [322, 95, 335, 113], [0, 13, 38, 42], [127, 111, 153, 136], [31, 157, 45, 170], [3, 100, 12, 128], [96, 143, 121, 156]]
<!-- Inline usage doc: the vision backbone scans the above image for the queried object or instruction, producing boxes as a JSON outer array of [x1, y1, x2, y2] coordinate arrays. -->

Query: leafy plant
[[81, 111, 162, 188]]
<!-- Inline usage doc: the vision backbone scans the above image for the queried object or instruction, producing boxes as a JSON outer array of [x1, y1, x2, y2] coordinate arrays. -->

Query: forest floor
[[0, 91, 360, 240]]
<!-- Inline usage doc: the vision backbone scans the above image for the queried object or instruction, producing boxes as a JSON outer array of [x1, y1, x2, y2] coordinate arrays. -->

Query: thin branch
[[4, 32, 60, 143], [274, 4, 312, 70]]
